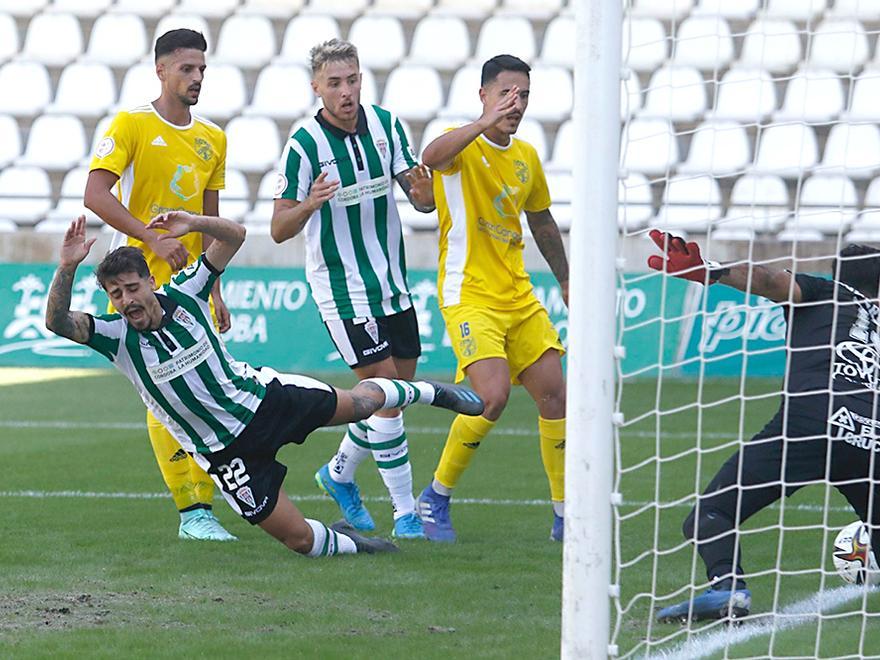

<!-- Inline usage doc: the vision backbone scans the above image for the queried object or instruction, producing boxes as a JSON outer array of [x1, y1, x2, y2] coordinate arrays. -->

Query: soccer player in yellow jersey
[[83, 29, 235, 541], [417, 55, 570, 543]]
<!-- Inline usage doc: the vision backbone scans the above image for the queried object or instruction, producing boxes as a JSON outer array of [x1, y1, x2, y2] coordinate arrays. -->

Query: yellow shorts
[[441, 298, 564, 384]]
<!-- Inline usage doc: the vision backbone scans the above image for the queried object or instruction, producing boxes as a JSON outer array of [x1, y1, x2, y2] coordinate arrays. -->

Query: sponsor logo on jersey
[[95, 136, 115, 158], [147, 336, 212, 384], [236, 485, 257, 508], [830, 406, 880, 452], [318, 158, 340, 168], [194, 137, 213, 161], [360, 340, 389, 357], [151, 135, 167, 147], [334, 175, 390, 207], [513, 159, 529, 183], [832, 340, 880, 391], [492, 184, 520, 219], [477, 216, 522, 246], [170, 164, 201, 202], [274, 173, 288, 197]]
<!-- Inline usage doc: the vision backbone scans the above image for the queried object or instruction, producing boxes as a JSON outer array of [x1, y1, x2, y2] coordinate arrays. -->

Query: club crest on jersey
[[236, 485, 257, 508], [375, 137, 388, 158], [172, 307, 195, 329], [460, 337, 476, 357], [514, 159, 529, 183], [194, 138, 213, 161]]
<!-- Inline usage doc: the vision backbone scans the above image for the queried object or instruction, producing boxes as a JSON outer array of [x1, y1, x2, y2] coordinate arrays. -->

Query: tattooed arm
[[45, 216, 97, 344], [525, 208, 569, 305]]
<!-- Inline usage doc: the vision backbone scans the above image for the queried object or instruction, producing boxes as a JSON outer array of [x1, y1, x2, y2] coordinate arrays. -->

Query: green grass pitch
[[1, 370, 878, 658]]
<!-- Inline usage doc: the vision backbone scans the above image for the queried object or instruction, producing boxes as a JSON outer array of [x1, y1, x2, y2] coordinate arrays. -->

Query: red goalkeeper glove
[[646, 229, 725, 285]]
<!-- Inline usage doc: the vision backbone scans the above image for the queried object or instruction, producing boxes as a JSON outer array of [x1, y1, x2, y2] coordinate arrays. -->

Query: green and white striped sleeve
[[274, 135, 313, 202], [86, 313, 124, 362], [390, 112, 418, 177]]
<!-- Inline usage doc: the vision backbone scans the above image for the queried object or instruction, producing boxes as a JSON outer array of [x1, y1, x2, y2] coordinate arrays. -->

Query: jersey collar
[[480, 133, 514, 151], [315, 105, 368, 139], [150, 102, 194, 130]]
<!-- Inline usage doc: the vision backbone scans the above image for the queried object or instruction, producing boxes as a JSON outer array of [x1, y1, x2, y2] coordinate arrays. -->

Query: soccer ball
[[832, 520, 880, 585]]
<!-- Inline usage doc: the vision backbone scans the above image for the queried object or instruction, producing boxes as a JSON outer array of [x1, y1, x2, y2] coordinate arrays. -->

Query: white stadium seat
[[214, 15, 276, 68], [708, 67, 777, 122], [219, 169, 251, 222], [820, 123, 880, 178], [196, 65, 247, 120], [474, 17, 536, 64], [381, 65, 444, 122], [539, 16, 573, 68], [621, 74, 642, 120], [618, 172, 654, 230], [238, 0, 304, 18], [47, 63, 116, 118], [19, 114, 87, 171], [631, 0, 694, 20], [621, 17, 667, 72], [0, 115, 22, 168], [22, 12, 83, 66], [0, 62, 52, 117], [671, 15, 734, 70], [153, 15, 212, 52], [431, 0, 497, 20], [112, 0, 176, 19], [276, 16, 340, 66], [84, 13, 147, 67], [691, 0, 759, 19], [369, 0, 433, 18], [640, 65, 706, 122], [622, 119, 679, 176], [440, 66, 482, 118], [303, 0, 369, 19], [245, 64, 313, 120], [515, 118, 547, 161], [829, 0, 880, 19], [773, 68, 843, 122], [496, 0, 563, 19], [359, 68, 378, 106], [782, 174, 856, 237], [244, 170, 276, 227], [678, 121, 750, 175], [349, 16, 406, 71], [845, 72, 880, 121], [419, 117, 466, 156], [547, 119, 573, 172], [0, 166, 52, 225], [752, 124, 819, 176], [716, 174, 790, 237], [45, 167, 101, 226], [765, 0, 827, 20], [408, 16, 470, 71], [739, 19, 802, 73], [808, 19, 869, 74], [116, 63, 160, 110], [527, 67, 573, 123], [731, 174, 790, 206], [0, 13, 19, 63], [653, 175, 722, 232], [546, 171, 572, 203], [226, 116, 280, 173], [0, 0, 48, 17], [176, 0, 241, 18], [48, 0, 113, 17]]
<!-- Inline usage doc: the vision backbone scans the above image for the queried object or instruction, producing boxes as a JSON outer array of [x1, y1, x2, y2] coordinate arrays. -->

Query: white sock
[[361, 378, 435, 408], [553, 501, 564, 517], [367, 413, 415, 519], [432, 478, 452, 497], [305, 519, 357, 557], [327, 422, 371, 483]]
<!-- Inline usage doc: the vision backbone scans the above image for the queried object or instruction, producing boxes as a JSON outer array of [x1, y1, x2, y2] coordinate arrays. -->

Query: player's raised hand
[[306, 171, 339, 211], [146, 211, 194, 271], [147, 210, 195, 237], [647, 229, 718, 285], [59, 215, 97, 268], [404, 164, 434, 208], [479, 86, 520, 129]]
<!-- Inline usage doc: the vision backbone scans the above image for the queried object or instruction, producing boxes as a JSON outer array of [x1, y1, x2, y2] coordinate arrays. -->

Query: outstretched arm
[[395, 164, 435, 213], [45, 216, 97, 344], [146, 211, 245, 272], [526, 208, 569, 305], [270, 171, 340, 243]]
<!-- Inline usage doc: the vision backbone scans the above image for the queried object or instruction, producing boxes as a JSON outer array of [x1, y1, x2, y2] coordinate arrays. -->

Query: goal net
[[608, 2, 880, 657]]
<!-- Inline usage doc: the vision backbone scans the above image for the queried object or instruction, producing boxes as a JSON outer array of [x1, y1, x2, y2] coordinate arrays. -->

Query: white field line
[[653, 584, 877, 660]]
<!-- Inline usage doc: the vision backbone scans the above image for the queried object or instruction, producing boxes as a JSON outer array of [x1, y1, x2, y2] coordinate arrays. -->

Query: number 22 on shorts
[[218, 457, 250, 491]]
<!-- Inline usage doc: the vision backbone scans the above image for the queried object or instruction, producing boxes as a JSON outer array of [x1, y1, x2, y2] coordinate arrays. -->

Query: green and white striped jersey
[[274, 104, 418, 321], [86, 256, 266, 455]]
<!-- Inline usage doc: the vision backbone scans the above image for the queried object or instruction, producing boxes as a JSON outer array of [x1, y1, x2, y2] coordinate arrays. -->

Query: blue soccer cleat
[[315, 464, 375, 531], [417, 484, 456, 543], [656, 587, 751, 624], [550, 513, 564, 542], [425, 380, 485, 416], [392, 512, 425, 539], [178, 509, 237, 542]]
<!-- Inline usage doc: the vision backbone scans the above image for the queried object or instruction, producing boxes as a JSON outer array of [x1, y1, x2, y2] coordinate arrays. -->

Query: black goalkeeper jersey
[[783, 273, 880, 419]]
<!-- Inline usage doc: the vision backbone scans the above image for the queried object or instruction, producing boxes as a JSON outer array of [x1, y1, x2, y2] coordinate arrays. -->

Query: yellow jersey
[[89, 104, 227, 285], [433, 132, 551, 309]]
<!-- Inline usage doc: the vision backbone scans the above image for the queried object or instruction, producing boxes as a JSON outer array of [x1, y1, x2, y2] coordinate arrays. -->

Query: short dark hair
[[833, 244, 880, 298], [155, 28, 207, 61], [95, 246, 151, 288], [481, 54, 531, 86]]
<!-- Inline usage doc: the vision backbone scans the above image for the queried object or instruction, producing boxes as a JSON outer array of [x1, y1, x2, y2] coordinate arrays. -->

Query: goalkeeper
[[649, 229, 880, 623]]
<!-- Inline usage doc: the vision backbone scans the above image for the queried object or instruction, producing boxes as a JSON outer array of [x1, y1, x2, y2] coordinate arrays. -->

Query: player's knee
[[684, 506, 734, 542], [480, 386, 510, 420], [536, 388, 565, 419]]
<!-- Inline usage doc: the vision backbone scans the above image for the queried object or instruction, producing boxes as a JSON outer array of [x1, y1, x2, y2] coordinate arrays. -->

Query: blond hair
[[309, 38, 359, 77]]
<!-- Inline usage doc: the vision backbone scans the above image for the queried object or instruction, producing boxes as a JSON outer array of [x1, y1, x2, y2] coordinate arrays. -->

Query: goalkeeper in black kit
[[648, 229, 880, 623]]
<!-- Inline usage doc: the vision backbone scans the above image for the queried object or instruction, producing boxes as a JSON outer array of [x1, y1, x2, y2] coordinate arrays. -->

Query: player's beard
[[179, 86, 200, 106]]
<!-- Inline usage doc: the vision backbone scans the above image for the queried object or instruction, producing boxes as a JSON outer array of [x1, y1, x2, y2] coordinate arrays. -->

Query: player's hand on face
[[306, 171, 339, 211], [60, 215, 97, 268], [481, 86, 520, 129], [404, 164, 434, 207]]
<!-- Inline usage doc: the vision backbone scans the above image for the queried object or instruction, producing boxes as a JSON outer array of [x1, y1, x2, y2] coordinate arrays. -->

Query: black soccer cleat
[[425, 380, 485, 416], [330, 520, 399, 554]]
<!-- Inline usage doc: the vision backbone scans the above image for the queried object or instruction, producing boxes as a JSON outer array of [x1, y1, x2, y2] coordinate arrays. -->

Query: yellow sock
[[147, 411, 215, 511], [434, 414, 496, 490], [539, 416, 565, 502]]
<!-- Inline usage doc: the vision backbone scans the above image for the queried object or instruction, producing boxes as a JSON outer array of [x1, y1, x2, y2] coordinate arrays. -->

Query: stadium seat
[[547, 119, 573, 172], [527, 67, 573, 123], [226, 116, 280, 173], [116, 63, 160, 110], [440, 66, 482, 118], [691, 0, 759, 19], [618, 172, 654, 230], [671, 15, 734, 71], [153, 15, 212, 52], [765, 0, 827, 20], [0, 0, 48, 17], [0, 13, 19, 63], [47, 63, 116, 118], [622, 119, 679, 176], [86, 115, 114, 163], [419, 117, 467, 156], [349, 16, 406, 71], [621, 74, 642, 120], [720, 174, 791, 235], [276, 16, 340, 66], [621, 17, 668, 73], [539, 16, 573, 69], [652, 175, 722, 232], [514, 118, 547, 161], [431, 0, 498, 20], [795, 174, 858, 237], [368, 0, 433, 18], [47, 0, 112, 17], [238, 0, 304, 18], [0, 166, 52, 225], [303, 0, 369, 19], [218, 168, 251, 222], [0, 115, 21, 168], [381, 66, 444, 122], [546, 171, 572, 204], [639, 65, 706, 122], [474, 17, 536, 64], [359, 68, 378, 106], [496, 0, 563, 19], [678, 121, 750, 175], [408, 16, 470, 71], [176, 0, 241, 18], [843, 71, 880, 121], [214, 15, 276, 68], [18, 114, 87, 171], [706, 67, 777, 122], [245, 64, 313, 120], [807, 19, 869, 73], [773, 68, 843, 122], [0, 62, 52, 117], [0, 218, 16, 232], [631, 0, 694, 19], [196, 65, 246, 120], [244, 170, 276, 227], [83, 13, 147, 67], [829, 0, 880, 19], [111, 0, 176, 19], [752, 124, 818, 176], [45, 167, 101, 226], [739, 19, 802, 73], [22, 12, 83, 66], [820, 123, 880, 179]]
